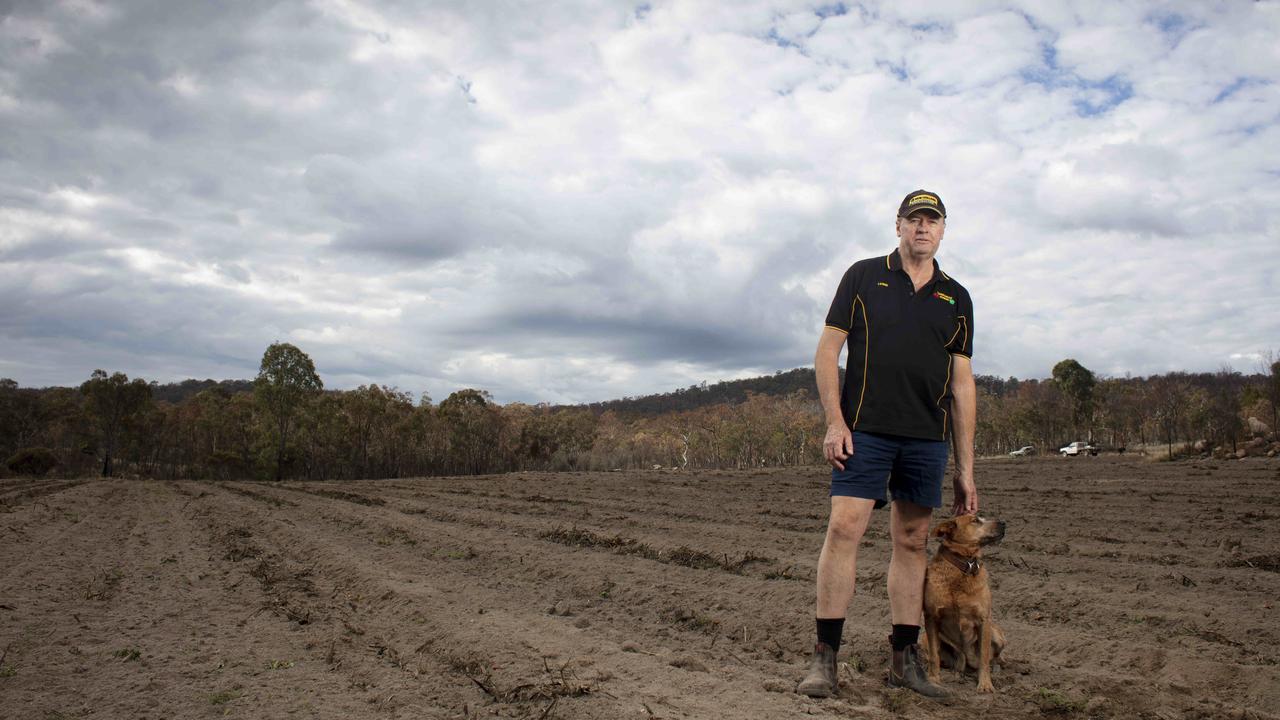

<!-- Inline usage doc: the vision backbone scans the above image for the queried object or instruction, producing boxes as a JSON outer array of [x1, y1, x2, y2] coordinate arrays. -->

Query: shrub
[[6, 447, 59, 477]]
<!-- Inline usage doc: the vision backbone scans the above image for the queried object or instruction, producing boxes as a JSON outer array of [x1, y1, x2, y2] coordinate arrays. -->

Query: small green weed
[[598, 580, 615, 599], [1035, 687, 1085, 714], [0, 664, 16, 678], [883, 687, 911, 713], [209, 689, 240, 705], [112, 647, 141, 662], [268, 659, 294, 670]]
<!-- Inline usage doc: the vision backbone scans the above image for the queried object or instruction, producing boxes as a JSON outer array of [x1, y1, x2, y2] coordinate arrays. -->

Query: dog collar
[[938, 546, 982, 576]]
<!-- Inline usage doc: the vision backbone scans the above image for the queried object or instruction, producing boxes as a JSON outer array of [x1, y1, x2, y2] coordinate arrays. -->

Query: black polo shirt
[[824, 249, 973, 441]]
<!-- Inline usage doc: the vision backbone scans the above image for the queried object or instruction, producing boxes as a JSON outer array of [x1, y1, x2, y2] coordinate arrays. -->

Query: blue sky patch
[[1073, 75, 1134, 116], [814, 3, 848, 19], [1213, 77, 1259, 104]]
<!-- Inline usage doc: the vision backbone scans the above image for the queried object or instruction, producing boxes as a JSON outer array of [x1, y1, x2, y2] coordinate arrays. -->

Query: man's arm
[[949, 354, 978, 515], [816, 326, 852, 470]]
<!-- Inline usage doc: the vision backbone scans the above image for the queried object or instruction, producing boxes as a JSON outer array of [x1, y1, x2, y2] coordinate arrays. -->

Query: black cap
[[897, 189, 945, 218]]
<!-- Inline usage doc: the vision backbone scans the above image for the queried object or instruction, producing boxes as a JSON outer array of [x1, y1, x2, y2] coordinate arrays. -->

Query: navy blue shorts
[[830, 431, 949, 509]]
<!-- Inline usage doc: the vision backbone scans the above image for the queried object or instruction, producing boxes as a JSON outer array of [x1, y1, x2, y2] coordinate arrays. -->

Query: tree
[[1205, 366, 1245, 453], [254, 343, 322, 481], [1150, 375, 1191, 459], [438, 389, 503, 475], [341, 385, 415, 478], [80, 370, 153, 477], [1051, 359, 1096, 439], [6, 447, 58, 476], [1264, 353, 1280, 434], [0, 378, 38, 460]]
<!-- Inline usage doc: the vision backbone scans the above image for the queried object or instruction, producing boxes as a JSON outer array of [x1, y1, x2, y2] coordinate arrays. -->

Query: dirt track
[[2, 456, 1278, 719]]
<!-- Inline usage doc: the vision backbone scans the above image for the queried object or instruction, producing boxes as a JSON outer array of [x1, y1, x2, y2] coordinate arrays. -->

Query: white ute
[[1059, 441, 1098, 457]]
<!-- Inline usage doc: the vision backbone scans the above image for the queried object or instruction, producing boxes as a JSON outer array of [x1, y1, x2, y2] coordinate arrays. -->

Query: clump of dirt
[[669, 655, 709, 672], [218, 526, 261, 561], [471, 663, 595, 703], [540, 526, 646, 552], [541, 526, 775, 574], [217, 483, 296, 507], [522, 493, 585, 505], [301, 488, 385, 506], [661, 605, 720, 634], [84, 568, 123, 600], [1226, 554, 1280, 572]]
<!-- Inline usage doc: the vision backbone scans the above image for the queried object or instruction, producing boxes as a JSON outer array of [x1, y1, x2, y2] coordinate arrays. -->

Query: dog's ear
[[933, 520, 956, 538]]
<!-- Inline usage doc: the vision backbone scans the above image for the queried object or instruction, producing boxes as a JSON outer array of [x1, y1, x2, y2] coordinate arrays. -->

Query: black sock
[[816, 617, 844, 653], [890, 624, 919, 651]]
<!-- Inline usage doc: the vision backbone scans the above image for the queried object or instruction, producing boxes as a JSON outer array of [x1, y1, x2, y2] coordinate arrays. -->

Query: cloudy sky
[[1, 1, 1277, 404]]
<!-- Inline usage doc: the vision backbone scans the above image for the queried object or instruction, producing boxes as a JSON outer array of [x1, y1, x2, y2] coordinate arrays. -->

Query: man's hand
[[951, 469, 978, 516], [824, 422, 854, 470]]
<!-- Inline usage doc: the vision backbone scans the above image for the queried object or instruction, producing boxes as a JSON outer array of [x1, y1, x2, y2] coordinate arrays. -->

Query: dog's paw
[[977, 679, 995, 693]]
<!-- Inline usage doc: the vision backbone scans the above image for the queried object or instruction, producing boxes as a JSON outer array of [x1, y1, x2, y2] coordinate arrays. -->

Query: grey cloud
[[0, 233, 94, 262], [215, 262, 250, 284], [303, 154, 472, 261], [467, 309, 793, 366]]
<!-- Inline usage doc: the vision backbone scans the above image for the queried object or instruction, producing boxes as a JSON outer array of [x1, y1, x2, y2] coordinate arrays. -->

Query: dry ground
[[2, 455, 1278, 719]]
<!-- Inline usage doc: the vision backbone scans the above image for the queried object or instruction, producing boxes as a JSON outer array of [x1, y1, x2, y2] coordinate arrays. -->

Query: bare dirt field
[[2, 456, 1279, 719]]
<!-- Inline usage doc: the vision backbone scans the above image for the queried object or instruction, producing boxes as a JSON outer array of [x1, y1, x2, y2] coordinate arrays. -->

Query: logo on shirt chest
[[932, 291, 955, 305]]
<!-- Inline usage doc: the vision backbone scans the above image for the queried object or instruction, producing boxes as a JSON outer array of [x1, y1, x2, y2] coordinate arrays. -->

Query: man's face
[[895, 210, 945, 260]]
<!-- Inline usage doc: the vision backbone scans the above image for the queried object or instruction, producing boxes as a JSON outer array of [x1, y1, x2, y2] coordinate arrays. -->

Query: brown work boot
[[888, 644, 949, 698], [796, 642, 838, 697]]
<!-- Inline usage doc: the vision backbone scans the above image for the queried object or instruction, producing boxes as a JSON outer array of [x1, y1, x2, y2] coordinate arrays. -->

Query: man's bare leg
[[816, 496, 875, 617], [885, 499, 948, 698], [887, 499, 932, 623], [799, 496, 874, 697]]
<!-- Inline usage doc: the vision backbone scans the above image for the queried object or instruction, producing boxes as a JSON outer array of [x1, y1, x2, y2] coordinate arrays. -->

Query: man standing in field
[[797, 189, 977, 699]]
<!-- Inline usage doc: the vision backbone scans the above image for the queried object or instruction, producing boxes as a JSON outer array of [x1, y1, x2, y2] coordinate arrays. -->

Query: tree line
[[2, 343, 1277, 480]]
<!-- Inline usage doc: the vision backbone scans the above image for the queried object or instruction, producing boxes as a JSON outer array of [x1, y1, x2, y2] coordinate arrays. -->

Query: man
[[797, 189, 978, 699]]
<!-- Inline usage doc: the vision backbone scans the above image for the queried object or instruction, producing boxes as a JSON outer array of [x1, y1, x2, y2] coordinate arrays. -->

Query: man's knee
[[826, 504, 871, 547], [890, 521, 929, 555], [891, 531, 928, 556], [890, 500, 932, 556]]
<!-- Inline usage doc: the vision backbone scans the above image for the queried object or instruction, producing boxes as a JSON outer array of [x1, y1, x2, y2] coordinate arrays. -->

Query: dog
[[922, 514, 1007, 693]]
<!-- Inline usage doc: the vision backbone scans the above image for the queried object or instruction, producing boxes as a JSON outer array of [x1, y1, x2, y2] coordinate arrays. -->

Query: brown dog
[[923, 514, 1007, 693]]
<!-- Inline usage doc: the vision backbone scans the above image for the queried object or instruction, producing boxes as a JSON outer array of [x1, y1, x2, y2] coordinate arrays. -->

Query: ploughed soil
[[2, 456, 1278, 719]]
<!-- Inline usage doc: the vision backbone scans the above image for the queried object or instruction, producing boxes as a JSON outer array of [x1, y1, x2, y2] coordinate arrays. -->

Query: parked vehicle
[[1059, 441, 1099, 456], [1009, 446, 1035, 457]]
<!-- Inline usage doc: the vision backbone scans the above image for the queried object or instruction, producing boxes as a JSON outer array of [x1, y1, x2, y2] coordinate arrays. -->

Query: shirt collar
[[887, 248, 950, 283]]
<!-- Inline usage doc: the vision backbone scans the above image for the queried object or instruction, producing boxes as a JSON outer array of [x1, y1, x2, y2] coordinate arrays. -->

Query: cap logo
[[908, 195, 938, 207]]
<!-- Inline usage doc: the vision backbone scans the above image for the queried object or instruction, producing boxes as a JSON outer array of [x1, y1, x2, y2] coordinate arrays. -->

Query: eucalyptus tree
[[80, 370, 153, 476], [1052, 358, 1096, 440], [254, 343, 322, 481]]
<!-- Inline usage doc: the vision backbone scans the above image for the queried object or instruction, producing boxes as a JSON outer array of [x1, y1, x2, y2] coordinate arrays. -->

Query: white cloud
[[1, 0, 1277, 401]]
